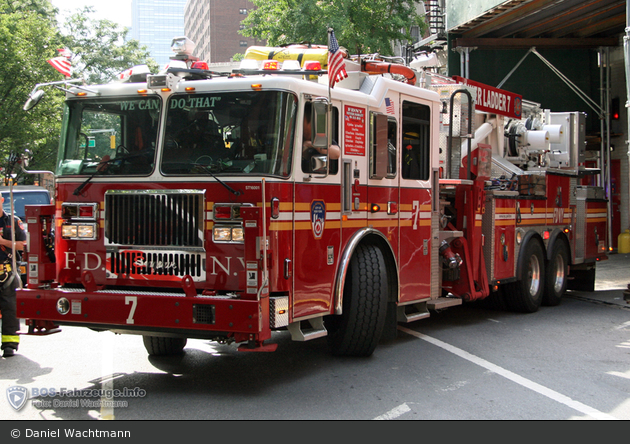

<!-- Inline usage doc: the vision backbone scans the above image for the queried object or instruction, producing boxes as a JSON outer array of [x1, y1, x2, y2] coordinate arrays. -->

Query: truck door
[[367, 111, 399, 277], [293, 100, 342, 320], [397, 97, 435, 303]]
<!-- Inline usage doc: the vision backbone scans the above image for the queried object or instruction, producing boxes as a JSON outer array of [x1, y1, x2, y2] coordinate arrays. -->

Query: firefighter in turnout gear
[[0, 195, 26, 357]]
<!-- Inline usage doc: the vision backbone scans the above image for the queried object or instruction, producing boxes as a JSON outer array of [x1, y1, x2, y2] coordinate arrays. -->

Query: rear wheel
[[143, 336, 187, 356], [543, 241, 569, 306], [505, 239, 545, 313], [326, 244, 388, 357]]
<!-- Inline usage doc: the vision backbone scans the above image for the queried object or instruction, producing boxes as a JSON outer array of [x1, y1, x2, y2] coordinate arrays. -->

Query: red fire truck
[[18, 37, 608, 358]]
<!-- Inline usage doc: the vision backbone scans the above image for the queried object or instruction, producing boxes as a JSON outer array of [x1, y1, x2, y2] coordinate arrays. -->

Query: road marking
[[100, 333, 115, 420], [398, 326, 617, 420], [607, 370, 630, 380], [373, 403, 411, 420], [614, 320, 630, 330]]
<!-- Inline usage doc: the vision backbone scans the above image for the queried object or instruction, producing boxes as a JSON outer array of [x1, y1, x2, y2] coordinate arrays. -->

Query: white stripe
[[100, 333, 115, 420], [294, 212, 342, 221], [373, 403, 411, 420], [399, 326, 617, 420], [614, 320, 630, 330]]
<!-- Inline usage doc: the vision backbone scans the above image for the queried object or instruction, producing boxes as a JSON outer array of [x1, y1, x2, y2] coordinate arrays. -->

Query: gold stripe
[[269, 221, 293, 231], [495, 220, 514, 226], [517, 219, 547, 225], [368, 220, 400, 228], [399, 219, 432, 227], [399, 204, 432, 211]]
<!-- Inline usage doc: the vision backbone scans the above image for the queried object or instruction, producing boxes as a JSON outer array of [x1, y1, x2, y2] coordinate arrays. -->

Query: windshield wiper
[[73, 152, 149, 196], [192, 163, 241, 196]]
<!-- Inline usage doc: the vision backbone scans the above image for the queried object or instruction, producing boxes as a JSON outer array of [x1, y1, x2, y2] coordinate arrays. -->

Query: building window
[[239, 8, 248, 15], [240, 41, 248, 47]]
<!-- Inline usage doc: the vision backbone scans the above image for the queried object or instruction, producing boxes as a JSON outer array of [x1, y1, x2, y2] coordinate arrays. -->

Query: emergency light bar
[[237, 58, 325, 76]]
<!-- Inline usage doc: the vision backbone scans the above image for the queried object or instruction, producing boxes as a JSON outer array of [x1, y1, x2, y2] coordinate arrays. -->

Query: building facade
[[131, 0, 188, 68], [184, 0, 262, 63]]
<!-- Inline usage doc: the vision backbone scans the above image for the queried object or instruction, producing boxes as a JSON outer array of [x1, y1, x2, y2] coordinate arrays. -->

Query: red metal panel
[[584, 200, 608, 259], [493, 197, 516, 281], [545, 174, 572, 227], [17, 288, 261, 334], [398, 187, 432, 302], [292, 183, 341, 319]]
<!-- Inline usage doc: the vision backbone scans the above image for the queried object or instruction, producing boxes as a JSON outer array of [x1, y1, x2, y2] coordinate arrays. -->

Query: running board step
[[287, 317, 327, 341], [397, 302, 430, 323], [427, 297, 462, 310]]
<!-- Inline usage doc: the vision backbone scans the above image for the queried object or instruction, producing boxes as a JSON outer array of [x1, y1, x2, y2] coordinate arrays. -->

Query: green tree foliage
[[60, 7, 159, 85], [0, 0, 64, 179], [0, 0, 158, 181], [240, 0, 427, 56]]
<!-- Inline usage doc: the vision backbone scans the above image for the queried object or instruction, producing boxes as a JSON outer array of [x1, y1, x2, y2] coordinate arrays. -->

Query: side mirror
[[23, 89, 45, 111], [310, 154, 328, 173]]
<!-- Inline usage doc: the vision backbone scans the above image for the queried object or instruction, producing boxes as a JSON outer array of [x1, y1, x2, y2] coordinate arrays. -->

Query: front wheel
[[326, 244, 388, 357], [505, 239, 545, 313], [143, 336, 187, 356], [543, 241, 569, 306]]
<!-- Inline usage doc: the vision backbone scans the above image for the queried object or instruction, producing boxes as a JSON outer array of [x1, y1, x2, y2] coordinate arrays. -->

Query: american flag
[[385, 98, 395, 114], [57, 48, 72, 59], [47, 57, 72, 78], [328, 30, 348, 88]]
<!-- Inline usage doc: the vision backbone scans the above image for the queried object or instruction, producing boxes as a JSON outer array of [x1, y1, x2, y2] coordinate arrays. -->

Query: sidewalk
[[570, 252, 630, 308]]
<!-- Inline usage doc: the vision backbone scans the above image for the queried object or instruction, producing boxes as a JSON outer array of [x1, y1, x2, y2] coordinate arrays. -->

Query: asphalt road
[[1, 254, 629, 422]]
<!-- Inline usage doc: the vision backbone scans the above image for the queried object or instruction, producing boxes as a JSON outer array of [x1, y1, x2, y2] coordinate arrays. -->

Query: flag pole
[[327, 28, 333, 175]]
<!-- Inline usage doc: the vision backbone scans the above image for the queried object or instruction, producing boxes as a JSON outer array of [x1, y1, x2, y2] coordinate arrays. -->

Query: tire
[[326, 244, 388, 357], [505, 239, 545, 313], [543, 240, 569, 306], [143, 336, 187, 356]]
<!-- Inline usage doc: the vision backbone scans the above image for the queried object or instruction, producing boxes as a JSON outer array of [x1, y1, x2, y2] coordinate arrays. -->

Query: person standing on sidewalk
[[0, 195, 26, 358]]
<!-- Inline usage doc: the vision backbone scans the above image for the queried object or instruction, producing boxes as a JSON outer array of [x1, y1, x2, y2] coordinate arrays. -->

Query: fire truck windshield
[[161, 90, 297, 177], [57, 96, 161, 177]]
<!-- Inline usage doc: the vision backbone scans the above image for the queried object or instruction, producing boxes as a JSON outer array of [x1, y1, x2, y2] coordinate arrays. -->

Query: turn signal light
[[304, 61, 321, 71], [262, 60, 279, 70], [214, 205, 232, 219]]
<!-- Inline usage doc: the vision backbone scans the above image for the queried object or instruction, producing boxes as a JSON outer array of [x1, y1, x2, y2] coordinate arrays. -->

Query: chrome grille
[[105, 190, 204, 247], [108, 250, 205, 279]]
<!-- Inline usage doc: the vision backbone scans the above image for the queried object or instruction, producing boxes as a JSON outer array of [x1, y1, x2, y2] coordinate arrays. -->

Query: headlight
[[231, 227, 244, 242], [61, 223, 97, 240], [213, 226, 244, 243], [77, 225, 95, 238], [213, 227, 232, 242], [61, 225, 78, 238]]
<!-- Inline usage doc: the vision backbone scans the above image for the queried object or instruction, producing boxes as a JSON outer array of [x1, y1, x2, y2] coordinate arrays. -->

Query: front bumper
[[16, 287, 263, 339]]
